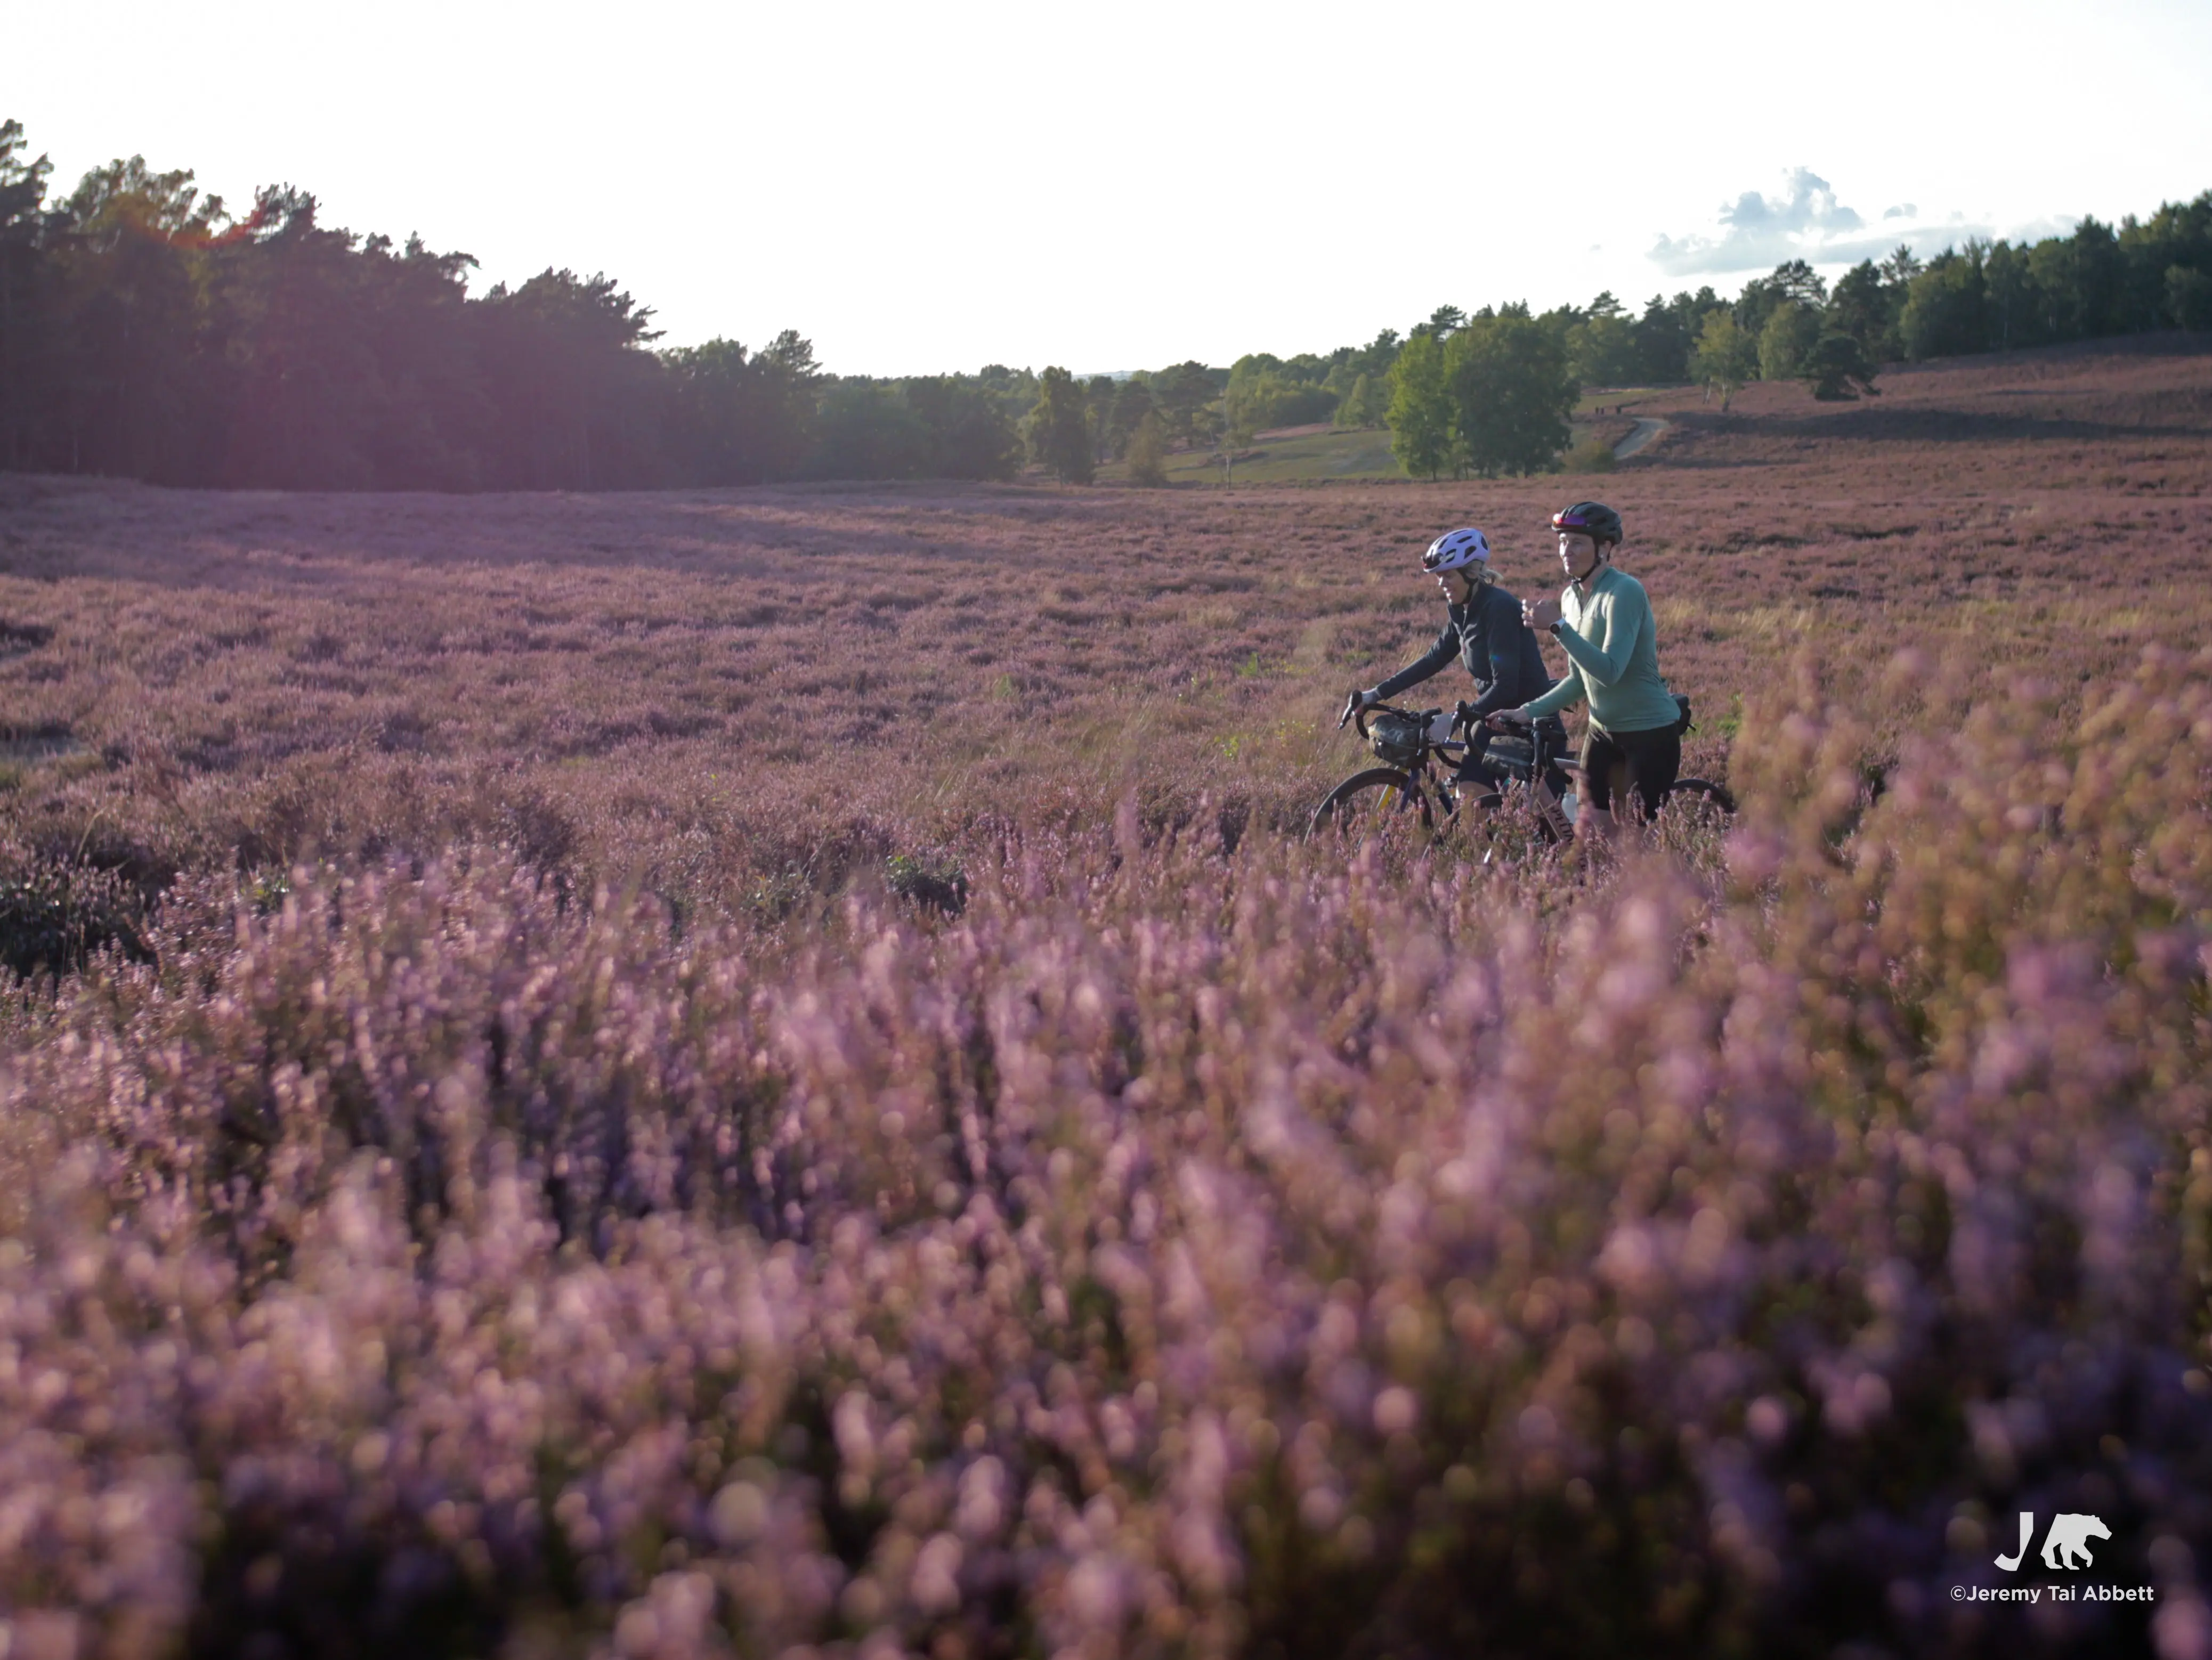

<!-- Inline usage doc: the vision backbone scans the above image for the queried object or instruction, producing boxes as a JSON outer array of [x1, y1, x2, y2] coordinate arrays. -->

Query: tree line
[[0, 121, 1049, 490], [1, 118, 2206, 491], [1371, 189, 2212, 475], [1047, 182, 2212, 484]]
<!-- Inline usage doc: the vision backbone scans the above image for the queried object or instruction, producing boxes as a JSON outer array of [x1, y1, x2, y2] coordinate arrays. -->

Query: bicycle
[[1307, 695, 1735, 848], [1305, 698, 1537, 844]]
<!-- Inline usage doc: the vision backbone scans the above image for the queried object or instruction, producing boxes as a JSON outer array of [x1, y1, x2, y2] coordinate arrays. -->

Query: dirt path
[[1614, 416, 1668, 460]]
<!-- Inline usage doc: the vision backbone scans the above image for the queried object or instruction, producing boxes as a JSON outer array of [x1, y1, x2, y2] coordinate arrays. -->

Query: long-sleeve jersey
[[1522, 564, 1680, 734], [1374, 580, 1552, 719]]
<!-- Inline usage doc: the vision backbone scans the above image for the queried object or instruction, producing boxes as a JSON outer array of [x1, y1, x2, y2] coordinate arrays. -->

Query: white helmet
[[1421, 526, 1490, 574]]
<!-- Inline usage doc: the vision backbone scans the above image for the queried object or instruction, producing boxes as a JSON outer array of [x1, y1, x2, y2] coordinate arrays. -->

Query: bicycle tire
[[1655, 777, 1736, 837], [1457, 784, 1567, 849], [1306, 768, 1435, 844]]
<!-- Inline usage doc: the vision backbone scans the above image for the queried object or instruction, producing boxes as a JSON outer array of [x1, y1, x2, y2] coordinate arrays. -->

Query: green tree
[[1566, 291, 1639, 386], [1757, 298, 1821, 381], [475, 264, 665, 489], [1351, 327, 1401, 381], [1769, 259, 1828, 306], [811, 378, 930, 478], [1444, 306, 1576, 477], [1225, 355, 1334, 440], [2120, 192, 2212, 327], [1334, 372, 1385, 428], [2059, 216, 2126, 338], [1730, 259, 1828, 354], [1384, 328, 1453, 479], [1102, 376, 1154, 460], [1800, 332, 1879, 400], [1152, 360, 1218, 446], [1419, 304, 1465, 339], [1123, 411, 1169, 486], [1690, 308, 1756, 411], [1899, 245, 1989, 360], [2169, 265, 2212, 331], [904, 375, 1021, 480], [1982, 241, 2045, 351], [1084, 373, 1116, 462], [1827, 261, 1900, 363], [1630, 294, 1694, 384], [0, 120, 53, 469], [660, 338, 759, 482], [1028, 365, 1093, 483], [47, 153, 235, 481]]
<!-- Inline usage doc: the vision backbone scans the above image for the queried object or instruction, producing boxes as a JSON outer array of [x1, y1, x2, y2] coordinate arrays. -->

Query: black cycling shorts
[[1580, 723, 1681, 819]]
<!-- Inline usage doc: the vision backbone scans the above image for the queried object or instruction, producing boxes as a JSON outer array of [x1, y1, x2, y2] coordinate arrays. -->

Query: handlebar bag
[[1367, 711, 1427, 767]]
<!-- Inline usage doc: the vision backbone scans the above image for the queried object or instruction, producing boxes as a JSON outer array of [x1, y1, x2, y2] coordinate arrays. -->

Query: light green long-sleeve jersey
[[1522, 565, 1680, 734]]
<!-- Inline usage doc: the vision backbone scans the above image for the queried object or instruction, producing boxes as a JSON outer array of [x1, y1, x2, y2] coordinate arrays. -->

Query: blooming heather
[[0, 652, 2206, 1657], [0, 343, 2210, 1657]]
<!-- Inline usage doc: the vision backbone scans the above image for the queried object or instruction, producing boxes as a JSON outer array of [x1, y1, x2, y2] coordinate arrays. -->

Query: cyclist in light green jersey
[[1492, 501, 1683, 843]]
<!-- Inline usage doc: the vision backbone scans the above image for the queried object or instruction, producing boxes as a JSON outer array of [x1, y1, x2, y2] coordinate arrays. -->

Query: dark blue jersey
[[1374, 580, 1553, 719]]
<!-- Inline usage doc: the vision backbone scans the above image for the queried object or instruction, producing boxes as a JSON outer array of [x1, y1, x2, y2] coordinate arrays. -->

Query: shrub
[[0, 859, 149, 977], [1562, 437, 1617, 473], [1124, 411, 1170, 486]]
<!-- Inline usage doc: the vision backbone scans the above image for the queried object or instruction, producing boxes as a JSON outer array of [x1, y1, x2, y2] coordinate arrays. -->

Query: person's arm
[[1551, 584, 1645, 688], [1522, 660, 1584, 719], [1373, 618, 1458, 701]]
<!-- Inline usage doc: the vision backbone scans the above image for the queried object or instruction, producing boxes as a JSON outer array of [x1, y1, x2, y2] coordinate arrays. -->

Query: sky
[[11, 0, 2212, 376]]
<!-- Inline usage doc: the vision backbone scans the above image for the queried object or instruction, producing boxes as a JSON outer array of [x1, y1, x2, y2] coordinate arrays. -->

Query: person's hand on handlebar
[[1339, 688, 1380, 728], [1484, 707, 1533, 735]]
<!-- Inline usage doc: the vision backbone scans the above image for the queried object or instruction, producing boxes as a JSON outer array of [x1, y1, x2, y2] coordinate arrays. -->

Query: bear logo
[[2041, 1514, 2111, 1571], [1995, 1511, 2114, 1572]]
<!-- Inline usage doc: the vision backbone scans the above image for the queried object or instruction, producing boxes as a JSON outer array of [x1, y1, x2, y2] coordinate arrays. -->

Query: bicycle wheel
[[1306, 768, 1435, 845], [1653, 777, 1736, 843], [1456, 782, 1567, 853]]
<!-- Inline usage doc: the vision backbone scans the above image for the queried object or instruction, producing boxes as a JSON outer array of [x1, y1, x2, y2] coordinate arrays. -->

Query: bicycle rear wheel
[[1654, 777, 1736, 842], [1306, 768, 1436, 846]]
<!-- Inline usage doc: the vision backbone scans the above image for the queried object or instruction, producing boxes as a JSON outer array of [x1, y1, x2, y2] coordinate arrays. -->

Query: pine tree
[[1028, 366, 1093, 484]]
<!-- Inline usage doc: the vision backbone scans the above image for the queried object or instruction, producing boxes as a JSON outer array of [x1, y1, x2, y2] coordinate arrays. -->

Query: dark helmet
[[1552, 501, 1623, 544]]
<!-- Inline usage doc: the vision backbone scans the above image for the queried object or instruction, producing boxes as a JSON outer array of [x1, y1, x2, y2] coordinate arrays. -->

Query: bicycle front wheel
[[1306, 768, 1436, 846]]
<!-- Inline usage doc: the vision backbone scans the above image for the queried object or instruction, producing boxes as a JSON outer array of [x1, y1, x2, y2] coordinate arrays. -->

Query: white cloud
[[1648, 169, 1866, 274], [1647, 170, 2007, 279]]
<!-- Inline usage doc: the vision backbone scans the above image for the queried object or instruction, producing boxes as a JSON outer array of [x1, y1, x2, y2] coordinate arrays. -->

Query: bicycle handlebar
[[1341, 698, 1480, 753]]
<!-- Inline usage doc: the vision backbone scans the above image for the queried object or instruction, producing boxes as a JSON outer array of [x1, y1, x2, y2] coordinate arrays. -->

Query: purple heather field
[[2, 338, 2212, 1659]]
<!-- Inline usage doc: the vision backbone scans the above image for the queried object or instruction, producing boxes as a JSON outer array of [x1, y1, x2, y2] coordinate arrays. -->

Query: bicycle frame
[[1343, 703, 1576, 841], [1510, 720, 1577, 843]]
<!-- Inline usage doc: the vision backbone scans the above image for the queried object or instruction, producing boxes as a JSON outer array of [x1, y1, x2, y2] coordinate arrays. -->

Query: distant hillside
[[1612, 332, 2212, 488]]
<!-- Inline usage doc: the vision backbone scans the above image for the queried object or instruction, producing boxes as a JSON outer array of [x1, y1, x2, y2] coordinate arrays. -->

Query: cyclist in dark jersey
[[1344, 526, 1553, 794]]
